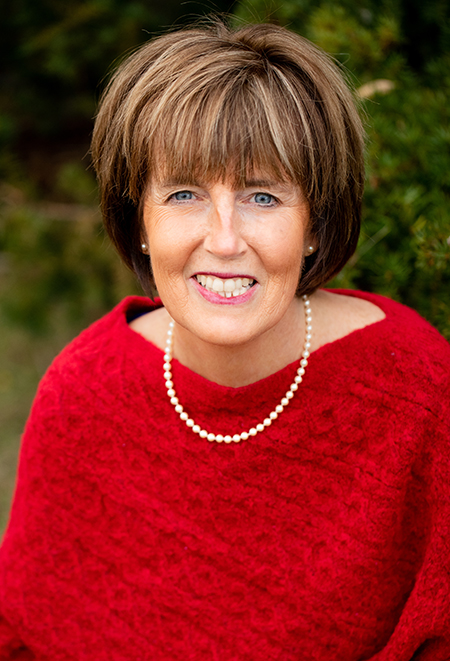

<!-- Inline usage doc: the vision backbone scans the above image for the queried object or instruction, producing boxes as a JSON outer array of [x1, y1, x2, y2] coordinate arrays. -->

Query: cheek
[[255, 222, 305, 276], [149, 236, 187, 285], [147, 235, 205, 305], [145, 213, 195, 277]]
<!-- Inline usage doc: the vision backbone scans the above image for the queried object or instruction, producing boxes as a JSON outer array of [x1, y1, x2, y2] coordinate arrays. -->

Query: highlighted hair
[[91, 21, 365, 295]]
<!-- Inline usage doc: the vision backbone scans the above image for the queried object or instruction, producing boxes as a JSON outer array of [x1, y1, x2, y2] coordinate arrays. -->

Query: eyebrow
[[155, 179, 197, 190], [244, 179, 285, 189], [155, 178, 287, 190]]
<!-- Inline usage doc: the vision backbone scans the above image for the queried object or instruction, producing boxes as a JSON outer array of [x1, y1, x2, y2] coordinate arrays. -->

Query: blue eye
[[254, 193, 274, 205], [173, 190, 194, 201]]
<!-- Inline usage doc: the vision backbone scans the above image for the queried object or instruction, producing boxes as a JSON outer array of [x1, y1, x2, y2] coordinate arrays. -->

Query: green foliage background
[[234, 0, 450, 334], [1, 0, 449, 531]]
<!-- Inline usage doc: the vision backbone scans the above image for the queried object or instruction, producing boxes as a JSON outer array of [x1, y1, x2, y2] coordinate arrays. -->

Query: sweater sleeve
[[371, 415, 450, 661], [414, 637, 450, 661], [0, 355, 90, 660], [1, 295, 449, 661], [0, 616, 34, 660]]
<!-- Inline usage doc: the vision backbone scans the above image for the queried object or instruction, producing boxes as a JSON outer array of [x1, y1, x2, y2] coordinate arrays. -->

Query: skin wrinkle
[[11, 23, 436, 658], [140, 179, 309, 387], [92, 23, 364, 298]]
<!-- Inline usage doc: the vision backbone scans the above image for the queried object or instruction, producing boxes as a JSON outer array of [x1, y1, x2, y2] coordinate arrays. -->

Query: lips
[[194, 274, 256, 298]]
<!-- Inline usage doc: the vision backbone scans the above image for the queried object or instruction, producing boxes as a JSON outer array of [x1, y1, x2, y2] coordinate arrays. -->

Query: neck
[[171, 297, 306, 387]]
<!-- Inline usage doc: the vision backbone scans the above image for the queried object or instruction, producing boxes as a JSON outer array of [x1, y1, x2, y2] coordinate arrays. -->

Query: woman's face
[[142, 177, 312, 349]]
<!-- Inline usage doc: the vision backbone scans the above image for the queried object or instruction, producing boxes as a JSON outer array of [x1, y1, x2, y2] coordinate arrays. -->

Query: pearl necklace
[[164, 294, 312, 443]]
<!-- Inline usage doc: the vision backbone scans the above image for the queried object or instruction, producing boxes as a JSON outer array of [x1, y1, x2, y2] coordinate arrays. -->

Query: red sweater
[[0, 291, 449, 661]]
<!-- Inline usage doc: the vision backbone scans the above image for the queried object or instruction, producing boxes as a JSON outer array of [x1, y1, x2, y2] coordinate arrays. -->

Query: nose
[[203, 193, 247, 258]]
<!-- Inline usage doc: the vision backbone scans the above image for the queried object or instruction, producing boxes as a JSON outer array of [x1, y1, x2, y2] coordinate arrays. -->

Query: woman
[[0, 20, 449, 661]]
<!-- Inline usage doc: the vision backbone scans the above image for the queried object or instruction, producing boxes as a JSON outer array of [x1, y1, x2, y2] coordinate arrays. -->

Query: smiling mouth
[[194, 274, 256, 298]]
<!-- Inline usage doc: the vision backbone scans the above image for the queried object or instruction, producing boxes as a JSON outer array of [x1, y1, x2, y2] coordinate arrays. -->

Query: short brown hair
[[91, 20, 365, 296]]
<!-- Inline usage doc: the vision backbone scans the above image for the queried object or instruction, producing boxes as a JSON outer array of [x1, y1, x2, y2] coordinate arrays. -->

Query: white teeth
[[195, 274, 254, 297]]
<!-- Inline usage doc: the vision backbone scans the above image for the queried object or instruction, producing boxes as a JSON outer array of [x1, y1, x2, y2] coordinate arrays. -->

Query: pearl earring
[[307, 245, 315, 254], [141, 243, 148, 252]]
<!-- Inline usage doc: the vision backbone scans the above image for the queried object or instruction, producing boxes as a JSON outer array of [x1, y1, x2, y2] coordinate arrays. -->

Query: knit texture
[[0, 290, 449, 661]]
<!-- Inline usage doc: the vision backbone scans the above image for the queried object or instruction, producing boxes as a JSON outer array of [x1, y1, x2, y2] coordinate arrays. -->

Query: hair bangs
[[92, 20, 365, 296], [147, 69, 303, 190]]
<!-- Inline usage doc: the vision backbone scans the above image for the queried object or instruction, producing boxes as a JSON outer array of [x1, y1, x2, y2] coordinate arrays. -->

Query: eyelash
[[168, 190, 195, 203], [166, 190, 280, 206], [253, 193, 278, 207]]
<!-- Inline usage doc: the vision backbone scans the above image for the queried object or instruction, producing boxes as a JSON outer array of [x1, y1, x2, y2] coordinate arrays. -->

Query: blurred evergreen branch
[[0, 181, 140, 336], [235, 0, 450, 339]]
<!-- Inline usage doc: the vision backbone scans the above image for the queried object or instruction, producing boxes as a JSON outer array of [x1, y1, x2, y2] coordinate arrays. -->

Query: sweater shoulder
[[62, 295, 153, 349], [367, 291, 449, 359], [40, 296, 157, 388], [335, 289, 450, 359], [330, 290, 450, 422]]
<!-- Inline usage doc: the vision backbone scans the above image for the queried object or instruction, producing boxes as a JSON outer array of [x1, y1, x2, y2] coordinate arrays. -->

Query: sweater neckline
[[119, 289, 394, 396]]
